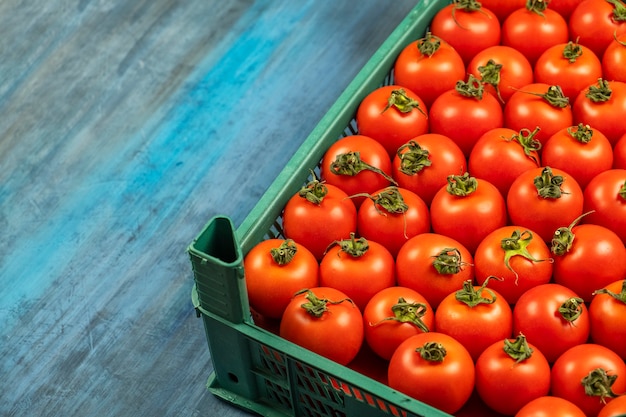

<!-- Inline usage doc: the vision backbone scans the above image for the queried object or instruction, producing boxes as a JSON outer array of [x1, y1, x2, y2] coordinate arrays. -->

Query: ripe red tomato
[[513, 283, 590, 363], [583, 169, 626, 245], [474, 226, 554, 304], [356, 85, 429, 158], [396, 232, 475, 310], [569, 0, 626, 59], [356, 186, 430, 258], [282, 178, 357, 261], [507, 166, 584, 244], [469, 127, 541, 198], [614, 133, 626, 169], [431, 173, 507, 255], [429, 1, 501, 66], [541, 124, 614, 190], [429, 74, 504, 158], [478, 0, 526, 22], [362, 286, 434, 361], [388, 332, 475, 415], [501, 2, 569, 66], [551, 343, 626, 417], [504, 83, 574, 147], [514, 396, 587, 417], [597, 395, 626, 417], [279, 287, 364, 366], [589, 279, 626, 360], [392, 134, 467, 207], [475, 334, 551, 416], [435, 279, 513, 361], [602, 32, 626, 83], [319, 234, 396, 311], [393, 33, 466, 109], [244, 239, 319, 320], [534, 41, 603, 103], [548, 0, 585, 20]]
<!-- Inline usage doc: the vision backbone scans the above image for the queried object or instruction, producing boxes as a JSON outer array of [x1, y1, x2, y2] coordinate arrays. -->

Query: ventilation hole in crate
[[227, 372, 239, 383], [264, 379, 293, 412]]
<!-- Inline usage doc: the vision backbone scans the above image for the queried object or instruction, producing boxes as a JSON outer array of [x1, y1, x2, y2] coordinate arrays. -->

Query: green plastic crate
[[188, 1, 455, 416]]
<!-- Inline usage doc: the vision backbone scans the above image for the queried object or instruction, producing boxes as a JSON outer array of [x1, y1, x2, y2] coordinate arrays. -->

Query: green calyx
[[567, 123, 594, 144], [298, 171, 328, 205], [533, 166, 567, 198], [501, 230, 553, 282], [397, 140, 432, 175], [446, 172, 478, 197], [503, 333, 534, 363], [370, 297, 430, 333], [354, 186, 408, 216], [593, 280, 626, 304], [526, 0, 548, 16], [417, 32, 442, 57], [519, 85, 569, 108], [330, 151, 397, 185], [454, 277, 501, 308], [581, 368, 621, 401], [332, 232, 369, 258], [586, 78, 612, 103], [477, 59, 504, 103], [416, 341, 447, 362], [620, 180, 626, 200], [504, 127, 542, 165], [558, 297, 586, 322], [270, 239, 298, 265], [381, 88, 426, 116], [296, 289, 354, 319], [562, 41, 583, 63], [432, 247, 472, 275], [455, 74, 485, 100], [606, 0, 626, 21], [551, 211, 595, 256]]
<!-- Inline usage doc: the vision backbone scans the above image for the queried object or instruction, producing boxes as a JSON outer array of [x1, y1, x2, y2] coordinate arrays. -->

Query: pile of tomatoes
[[243, 1, 626, 416]]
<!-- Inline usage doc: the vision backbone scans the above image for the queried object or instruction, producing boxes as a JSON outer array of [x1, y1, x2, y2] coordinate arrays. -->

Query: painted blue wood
[[0, 1, 418, 416]]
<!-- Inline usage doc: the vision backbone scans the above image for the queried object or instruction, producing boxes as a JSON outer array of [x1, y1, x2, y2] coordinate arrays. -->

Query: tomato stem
[[416, 341, 447, 362], [455, 74, 485, 100], [503, 333, 534, 363], [329, 151, 397, 185], [432, 247, 472, 275], [370, 297, 430, 332], [381, 88, 426, 116], [525, 0, 548, 17], [551, 211, 595, 256], [397, 140, 432, 175], [533, 166, 567, 198], [296, 289, 354, 319], [454, 277, 501, 307], [445, 172, 478, 197], [581, 368, 621, 402], [297, 171, 328, 205], [501, 230, 553, 282], [270, 239, 298, 265], [619, 180, 626, 201], [515, 85, 569, 108], [562, 41, 583, 63], [416, 32, 442, 57], [593, 280, 626, 304], [567, 123, 594, 144], [477, 59, 504, 103], [504, 127, 542, 165], [332, 232, 369, 258], [586, 78, 612, 103], [606, 0, 626, 22], [558, 297, 586, 322]]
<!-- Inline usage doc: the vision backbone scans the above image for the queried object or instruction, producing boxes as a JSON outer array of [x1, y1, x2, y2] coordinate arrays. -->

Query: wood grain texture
[[0, 1, 418, 415]]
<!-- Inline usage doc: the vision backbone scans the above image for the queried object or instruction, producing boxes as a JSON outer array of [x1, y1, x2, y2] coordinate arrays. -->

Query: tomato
[[572, 79, 626, 146], [244, 239, 319, 319], [504, 83, 574, 148], [534, 41, 603, 103], [475, 334, 551, 416], [589, 279, 626, 360], [320, 134, 394, 208], [583, 169, 626, 246], [429, 0, 501, 66], [319, 234, 395, 311], [279, 287, 364, 366], [501, 1, 569, 66], [467, 45, 534, 104], [429, 74, 504, 158], [396, 232, 475, 310], [478, 0, 526, 22], [392, 134, 467, 206], [393, 32, 466, 109], [474, 226, 554, 304], [356, 186, 430, 258], [435, 278, 513, 361], [614, 133, 626, 169], [597, 395, 626, 417], [507, 166, 584, 244], [388, 332, 475, 415], [542, 124, 614, 190], [362, 286, 434, 361], [602, 32, 626, 83], [551, 343, 626, 417], [569, 0, 626, 59], [513, 283, 590, 363], [282, 177, 357, 261], [514, 396, 587, 417], [548, 0, 585, 20], [430, 173, 507, 255], [469, 127, 541, 199], [356, 85, 429, 158]]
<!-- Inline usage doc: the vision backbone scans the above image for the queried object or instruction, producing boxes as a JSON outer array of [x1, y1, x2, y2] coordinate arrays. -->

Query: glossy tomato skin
[[589, 279, 626, 360], [388, 332, 475, 415], [514, 396, 587, 417], [362, 286, 434, 361], [513, 283, 590, 363], [602, 32, 626, 83], [477, 0, 526, 22], [583, 169, 626, 246], [573, 80, 626, 146], [614, 133, 626, 169], [279, 287, 364, 366], [548, 0, 585, 21], [392, 134, 467, 207], [569, 0, 626, 59], [597, 395, 626, 417], [244, 239, 319, 320]]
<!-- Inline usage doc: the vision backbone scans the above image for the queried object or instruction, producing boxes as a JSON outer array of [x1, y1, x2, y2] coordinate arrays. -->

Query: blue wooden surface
[[0, 1, 419, 415]]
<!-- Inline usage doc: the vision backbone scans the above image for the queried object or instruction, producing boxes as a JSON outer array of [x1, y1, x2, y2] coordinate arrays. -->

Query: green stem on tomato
[[586, 78, 612, 103], [593, 280, 626, 304], [370, 297, 430, 332], [455, 74, 485, 100], [270, 239, 298, 265], [330, 151, 397, 185], [533, 166, 567, 198], [515, 85, 569, 108], [445, 172, 478, 197], [562, 41, 583, 63], [619, 180, 626, 201], [297, 171, 328, 205], [504, 127, 542, 165], [607, 0, 626, 22], [477, 59, 504, 103], [551, 211, 595, 256], [330, 232, 369, 258], [397, 140, 432, 175], [454, 277, 502, 307], [567, 123, 594, 144], [503, 333, 534, 363], [525, 0, 548, 16], [381, 88, 426, 116], [558, 297, 586, 322], [501, 230, 553, 282], [416, 32, 442, 57], [432, 247, 472, 274], [581, 368, 621, 402], [416, 341, 447, 362], [296, 289, 354, 319]]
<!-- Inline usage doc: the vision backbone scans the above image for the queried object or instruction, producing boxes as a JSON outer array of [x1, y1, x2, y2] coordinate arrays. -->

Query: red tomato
[[244, 239, 319, 319], [614, 133, 626, 169], [573, 79, 626, 146], [597, 395, 626, 417], [589, 279, 626, 360], [551, 343, 626, 417], [467, 45, 534, 104], [475, 334, 551, 416], [392, 134, 467, 206], [282, 178, 357, 261], [478, 0, 526, 22], [430, 173, 507, 255], [388, 332, 475, 415], [513, 283, 590, 363], [569, 0, 626, 59], [507, 166, 584, 244], [393, 33, 466, 109], [279, 287, 364, 366], [583, 169, 626, 246], [319, 234, 395, 311], [474, 226, 554, 304], [514, 396, 587, 417], [356, 186, 430, 259], [542, 124, 614, 190], [429, 1, 501, 66], [429, 74, 504, 158], [435, 279, 513, 361], [320, 134, 394, 208], [469, 127, 541, 198], [356, 85, 429, 158], [501, 2, 569, 66], [534, 41, 603, 103], [362, 286, 434, 361], [396, 232, 475, 310], [548, 0, 585, 20], [602, 32, 626, 83], [504, 83, 574, 147]]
